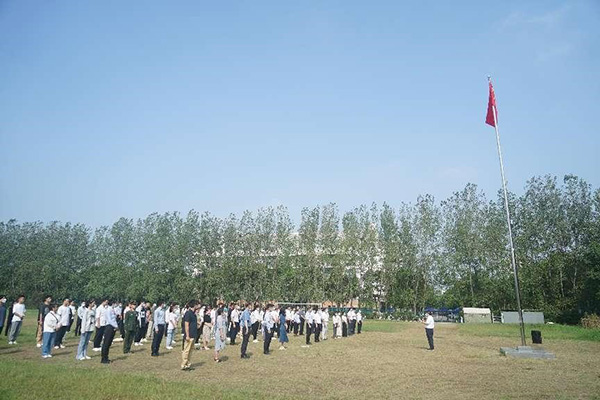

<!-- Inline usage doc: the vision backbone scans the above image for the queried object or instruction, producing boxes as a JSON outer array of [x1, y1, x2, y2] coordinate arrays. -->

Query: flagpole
[[488, 76, 526, 346]]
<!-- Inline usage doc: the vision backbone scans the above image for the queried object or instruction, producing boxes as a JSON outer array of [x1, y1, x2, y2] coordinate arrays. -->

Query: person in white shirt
[[423, 311, 435, 350], [305, 309, 314, 346], [229, 304, 240, 345], [67, 300, 76, 333], [42, 304, 60, 358], [347, 308, 357, 335], [76, 299, 96, 360], [293, 308, 301, 336], [55, 298, 71, 349], [93, 299, 108, 351], [321, 308, 329, 340], [75, 301, 86, 337], [250, 305, 260, 343], [8, 295, 26, 345], [313, 308, 322, 343], [341, 313, 348, 337], [357, 310, 363, 334], [333, 312, 341, 339]]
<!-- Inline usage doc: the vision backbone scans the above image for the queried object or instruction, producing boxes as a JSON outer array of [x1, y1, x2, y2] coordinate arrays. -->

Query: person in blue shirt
[[0, 295, 7, 335], [240, 303, 252, 359], [101, 300, 119, 364], [151, 301, 166, 356]]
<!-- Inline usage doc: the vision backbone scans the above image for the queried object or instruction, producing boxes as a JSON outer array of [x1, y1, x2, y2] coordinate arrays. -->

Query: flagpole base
[[500, 346, 555, 359]]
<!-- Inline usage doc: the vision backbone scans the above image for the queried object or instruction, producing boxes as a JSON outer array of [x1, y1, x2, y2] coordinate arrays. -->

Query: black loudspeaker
[[531, 330, 542, 344]]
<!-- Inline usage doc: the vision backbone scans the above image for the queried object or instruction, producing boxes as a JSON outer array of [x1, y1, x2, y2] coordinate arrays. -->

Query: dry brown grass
[[2, 319, 599, 399]]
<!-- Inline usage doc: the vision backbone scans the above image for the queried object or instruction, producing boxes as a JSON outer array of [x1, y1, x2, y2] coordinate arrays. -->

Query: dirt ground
[[2, 319, 599, 399]]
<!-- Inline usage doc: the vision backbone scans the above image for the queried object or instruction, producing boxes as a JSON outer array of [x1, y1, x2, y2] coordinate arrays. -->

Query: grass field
[[1, 318, 599, 400]]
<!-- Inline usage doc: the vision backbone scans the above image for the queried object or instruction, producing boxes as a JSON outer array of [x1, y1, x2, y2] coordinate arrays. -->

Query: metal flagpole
[[488, 76, 526, 346]]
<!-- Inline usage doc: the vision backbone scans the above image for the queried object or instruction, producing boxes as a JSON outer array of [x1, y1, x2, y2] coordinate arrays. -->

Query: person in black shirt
[[36, 295, 52, 348], [181, 300, 199, 371]]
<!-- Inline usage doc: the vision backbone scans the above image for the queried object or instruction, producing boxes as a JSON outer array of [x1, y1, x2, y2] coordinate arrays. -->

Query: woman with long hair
[[278, 307, 289, 350]]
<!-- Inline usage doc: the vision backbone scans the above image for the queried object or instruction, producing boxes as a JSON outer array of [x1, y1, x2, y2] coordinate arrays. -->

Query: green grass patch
[[362, 319, 405, 333], [0, 358, 264, 400], [457, 322, 600, 341]]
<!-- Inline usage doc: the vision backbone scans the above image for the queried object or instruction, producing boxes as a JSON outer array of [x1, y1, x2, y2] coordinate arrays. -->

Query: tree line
[[1, 174, 598, 323]]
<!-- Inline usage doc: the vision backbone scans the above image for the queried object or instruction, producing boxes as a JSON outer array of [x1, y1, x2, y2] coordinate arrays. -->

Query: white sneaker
[[134, 342, 139, 346], [54, 346, 60, 350], [85, 356, 91, 360], [166, 346, 173, 350], [60, 345, 66, 349], [77, 357, 84, 361], [8, 341, 13, 345], [172, 341, 177, 344], [253, 339, 258, 343], [92, 347, 101, 352], [46, 354, 53, 358], [36, 343, 42, 348]]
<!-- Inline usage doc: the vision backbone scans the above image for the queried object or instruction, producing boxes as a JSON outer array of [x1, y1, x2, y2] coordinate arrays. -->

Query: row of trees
[[1, 174, 598, 323]]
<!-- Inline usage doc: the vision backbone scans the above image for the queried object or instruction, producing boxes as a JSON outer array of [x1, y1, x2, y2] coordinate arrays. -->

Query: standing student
[[145, 303, 155, 342], [332, 312, 340, 339], [313, 307, 322, 343], [101, 300, 118, 364], [262, 304, 274, 355], [76, 299, 96, 360], [298, 308, 305, 336], [213, 307, 226, 362], [423, 311, 435, 350], [36, 295, 52, 347], [166, 303, 179, 350], [151, 301, 166, 356], [134, 301, 147, 346], [200, 306, 212, 351], [278, 307, 289, 350], [240, 303, 251, 359], [113, 302, 124, 341], [92, 299, 108, 351], [250, 305, 260, 343], [341, 313, 348, 337], [305, 308, 313, 346], [122, 302, 137, 354], [0, 295, 7, 336], [347, 308, 356, 335], [229, 304, 240, 345], [55, 298, 71, 349], [293, 308, 300, 336], [181, 300, 199, 371], [75, 301, 86, 337], [321, 308, 329, 340], [357, 310, 363, 334], [42, 304, 59, 358], [67, 300, 76, 333], [8, 295, 26, 345]]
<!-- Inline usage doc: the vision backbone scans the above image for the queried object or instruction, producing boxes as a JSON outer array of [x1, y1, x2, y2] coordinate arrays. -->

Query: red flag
[[486, 80, 497, 127]]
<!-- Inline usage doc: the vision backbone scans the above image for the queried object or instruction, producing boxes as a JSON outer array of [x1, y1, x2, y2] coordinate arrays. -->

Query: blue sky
[[1, 1, 599, 227]]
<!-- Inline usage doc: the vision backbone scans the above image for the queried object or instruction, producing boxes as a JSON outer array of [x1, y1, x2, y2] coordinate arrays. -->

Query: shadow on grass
[[0, 349, 23, 355], [220, 356, 229, 362]]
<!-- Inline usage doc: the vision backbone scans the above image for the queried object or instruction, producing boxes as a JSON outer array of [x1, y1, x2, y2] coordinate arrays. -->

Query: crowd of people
[[0, 294, 368, 371]]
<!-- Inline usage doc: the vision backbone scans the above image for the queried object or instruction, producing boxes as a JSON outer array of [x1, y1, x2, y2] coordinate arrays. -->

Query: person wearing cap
[[423, 311, 435, 350], [123, 301, 137, 354]]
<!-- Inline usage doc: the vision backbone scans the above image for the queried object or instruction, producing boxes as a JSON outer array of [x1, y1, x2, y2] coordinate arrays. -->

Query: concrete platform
[[500, 346, 555, 359]]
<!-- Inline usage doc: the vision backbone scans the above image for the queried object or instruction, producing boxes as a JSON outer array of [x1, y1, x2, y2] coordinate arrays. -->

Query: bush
[[581, 314, 600, 329]]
